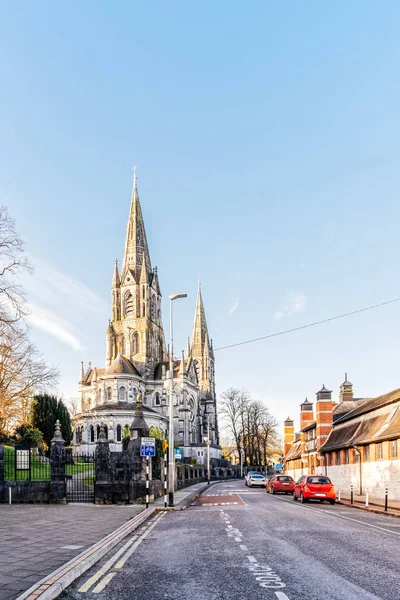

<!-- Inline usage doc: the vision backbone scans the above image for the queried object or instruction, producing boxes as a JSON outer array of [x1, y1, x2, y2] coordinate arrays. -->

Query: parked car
[[293, 475, 336, 504], [266, 474, 295, 495], [245, 471, 260, 485], [247, 473, 266, 488]]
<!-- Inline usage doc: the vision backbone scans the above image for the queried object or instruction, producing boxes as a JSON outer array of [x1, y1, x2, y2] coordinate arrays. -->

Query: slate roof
[[88, 402, 159, 414], [321, 398, 400, 452], [285, 440, 301, 461], [105, 355, 141, 376], [334, 388, 400, 424]]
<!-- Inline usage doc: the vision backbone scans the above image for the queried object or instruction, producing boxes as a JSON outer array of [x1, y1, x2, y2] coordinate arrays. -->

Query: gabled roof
[[285, 440, 301, 461], [334, 388, 400, 424], [105, 354, 141, 376]]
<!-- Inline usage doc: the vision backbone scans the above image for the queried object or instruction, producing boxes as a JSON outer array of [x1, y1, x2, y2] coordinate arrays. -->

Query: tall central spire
[[121, 171, 152, 281], [191, 280, 209, 358]]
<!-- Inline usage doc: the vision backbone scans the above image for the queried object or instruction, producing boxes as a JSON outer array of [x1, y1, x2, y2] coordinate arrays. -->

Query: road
[[61, 480, 400, 600]]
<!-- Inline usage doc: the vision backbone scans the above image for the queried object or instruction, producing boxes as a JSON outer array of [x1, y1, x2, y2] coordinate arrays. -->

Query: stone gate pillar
[[128, 395, 152, 502], [50, 420, 66, 503], [95, 424, 112, 504]]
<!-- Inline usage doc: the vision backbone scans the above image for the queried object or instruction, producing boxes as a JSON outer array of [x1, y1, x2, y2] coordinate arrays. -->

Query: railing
[[4, 446, 50, 481]]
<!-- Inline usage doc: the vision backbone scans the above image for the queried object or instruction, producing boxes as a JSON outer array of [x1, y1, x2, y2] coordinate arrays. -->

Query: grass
[[4, 447, 94, 481]]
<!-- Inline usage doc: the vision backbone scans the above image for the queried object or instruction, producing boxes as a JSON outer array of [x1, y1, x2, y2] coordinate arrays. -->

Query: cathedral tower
[[106, 174, 167, 376]]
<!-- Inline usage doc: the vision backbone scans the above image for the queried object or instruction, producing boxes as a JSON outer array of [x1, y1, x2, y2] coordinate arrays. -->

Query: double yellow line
[[79, 512, 165, 594]]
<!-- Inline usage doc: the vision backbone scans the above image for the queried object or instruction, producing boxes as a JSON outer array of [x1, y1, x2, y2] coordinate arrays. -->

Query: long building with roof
[[284, 376, 400, 499], [73, 174, 220, 464]]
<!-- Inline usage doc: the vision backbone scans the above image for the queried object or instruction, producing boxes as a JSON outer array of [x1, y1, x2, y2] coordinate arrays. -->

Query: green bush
[[14, 425, 43, 448]]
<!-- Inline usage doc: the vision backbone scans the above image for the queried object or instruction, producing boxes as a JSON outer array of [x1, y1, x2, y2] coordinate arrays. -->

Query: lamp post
[[204, 413, 211, 485], [168, 293, 187, 507]]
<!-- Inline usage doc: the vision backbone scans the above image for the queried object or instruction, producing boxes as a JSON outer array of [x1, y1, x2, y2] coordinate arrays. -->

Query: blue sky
[[2, 1, 400, 433]]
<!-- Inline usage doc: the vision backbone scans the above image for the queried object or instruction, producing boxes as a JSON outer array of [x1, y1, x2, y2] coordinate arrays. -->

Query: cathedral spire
[[112, 259, 120, 288], [191, 279, 210, 359], [121, 169, 152, 281]]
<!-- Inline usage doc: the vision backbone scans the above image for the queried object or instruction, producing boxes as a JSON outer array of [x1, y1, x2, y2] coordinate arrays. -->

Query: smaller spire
[[79, 361, 85, 384], [92, 367, 97, 383], [112, 259, 120, 288], [187, 335, 191, 357], [140, 253, 148, 283], [180, 350, 186, 376]]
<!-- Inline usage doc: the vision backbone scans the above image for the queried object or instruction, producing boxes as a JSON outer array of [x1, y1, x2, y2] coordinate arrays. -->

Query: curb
[[15, 507, 157, 600], [175, 480, 218, 510], [338, 500, 400, 519]]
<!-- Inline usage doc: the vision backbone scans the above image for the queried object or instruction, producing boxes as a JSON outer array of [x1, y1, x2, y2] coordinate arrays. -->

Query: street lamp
[[168, 293, 187, 507], [204, 413, 211, 485]]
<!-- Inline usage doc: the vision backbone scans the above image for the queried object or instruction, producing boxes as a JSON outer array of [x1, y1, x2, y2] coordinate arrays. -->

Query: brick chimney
[[300, 398, 314, 429], [315, 384, 333, 466], [283, 416, 295, 457], [339, 373, 353, 403]]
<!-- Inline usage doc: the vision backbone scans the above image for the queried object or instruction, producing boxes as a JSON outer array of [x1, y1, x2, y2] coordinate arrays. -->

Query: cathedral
[[73, 174, 221, 465]]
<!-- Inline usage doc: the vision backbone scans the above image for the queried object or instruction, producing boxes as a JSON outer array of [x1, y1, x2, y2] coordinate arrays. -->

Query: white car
[[245, 471, 260, 486], [247, 473, 265, 488]]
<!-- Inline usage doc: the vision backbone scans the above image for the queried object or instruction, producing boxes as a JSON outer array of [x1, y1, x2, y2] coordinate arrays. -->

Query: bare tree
[[0, 324, 59, 434], [219, 387, 281, 468], [0, 206, 31, 327]]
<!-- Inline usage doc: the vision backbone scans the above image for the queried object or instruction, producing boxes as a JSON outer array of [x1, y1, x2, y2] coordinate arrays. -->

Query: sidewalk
[[0, 483, 209, 600], [338, 492, 400, 517]]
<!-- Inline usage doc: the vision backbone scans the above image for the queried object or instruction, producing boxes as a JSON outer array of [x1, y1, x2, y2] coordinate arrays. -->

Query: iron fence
[[66, 452, 95, 502], [4, 446, 50, 481]]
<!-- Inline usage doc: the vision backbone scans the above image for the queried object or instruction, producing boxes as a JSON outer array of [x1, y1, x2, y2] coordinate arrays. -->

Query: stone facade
[[73, 175, 220, 462]]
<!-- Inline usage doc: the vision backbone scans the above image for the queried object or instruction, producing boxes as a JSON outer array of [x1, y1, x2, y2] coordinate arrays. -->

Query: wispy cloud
[[20, 257, 108, 349], [274, 292, 307, 320], [229, 297, 240, 316], [27, 303, 83, 351]]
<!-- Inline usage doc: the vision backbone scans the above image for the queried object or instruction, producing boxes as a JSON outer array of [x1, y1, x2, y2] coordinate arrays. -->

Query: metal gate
[[66, 452, 95, 503]]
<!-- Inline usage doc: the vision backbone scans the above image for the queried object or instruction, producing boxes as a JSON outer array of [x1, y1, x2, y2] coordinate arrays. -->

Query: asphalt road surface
[[61, 480, 400, 600]]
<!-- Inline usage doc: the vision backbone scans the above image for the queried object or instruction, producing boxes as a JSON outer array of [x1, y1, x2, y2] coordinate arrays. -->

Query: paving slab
[[0, 504, 143, 600]]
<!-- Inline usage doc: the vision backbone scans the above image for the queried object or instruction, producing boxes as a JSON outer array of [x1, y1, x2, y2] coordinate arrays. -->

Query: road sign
[[175, 448, 183, 460], [274, 463, 284, 471], [141, 445, 156, 457], [141, 437, 155, 457], [141, 437, 155, 446]]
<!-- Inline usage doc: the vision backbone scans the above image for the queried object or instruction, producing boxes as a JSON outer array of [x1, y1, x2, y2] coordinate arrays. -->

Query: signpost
[[141, 437, 155, 508]]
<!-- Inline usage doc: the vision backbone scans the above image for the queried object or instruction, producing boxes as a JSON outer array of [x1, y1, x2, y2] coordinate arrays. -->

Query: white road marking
[[92, 571, 116, 593], [235, 537, 241, 541], [248, 556, 257, 562], [275, 592, 291, 599], [227, 525, 233, 529], [272, 495, 400, 537], [240, 544, 248, 551], [61, 545, 84, 550]]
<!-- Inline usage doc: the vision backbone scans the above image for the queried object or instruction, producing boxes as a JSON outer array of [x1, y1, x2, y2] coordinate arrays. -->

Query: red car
[[266, 475, 295, 495], [293, 474, 336, 504]]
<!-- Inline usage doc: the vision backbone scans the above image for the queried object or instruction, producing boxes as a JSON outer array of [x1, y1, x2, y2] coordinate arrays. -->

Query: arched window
[[155, 393, 160, 406], [151, 296, 156, 321], [118, 334, 126, 355], [96, 425, 100, 440], [124, 290, 134, 316], [86, 397, 92, 411], [142, 302, 146, 317], [131, 332, 140, 355], [107, 387, 112, 401], [117, 424, 122, 442], [119, 386, 126, 402], [98, 389, 102, 403], [104, 425, 108, 440], [90, 425, 94, 443], [132, 388, 137, 402]]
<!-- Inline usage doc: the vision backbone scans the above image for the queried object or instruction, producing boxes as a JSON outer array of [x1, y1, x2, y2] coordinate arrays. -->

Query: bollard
[[338, 489, 341, 502], [365, 490, 369, 508], [8, 487, 11, 505], [385, 488, 388, 512], [350, 485, 354, 504], [164, 451, 167, 508]]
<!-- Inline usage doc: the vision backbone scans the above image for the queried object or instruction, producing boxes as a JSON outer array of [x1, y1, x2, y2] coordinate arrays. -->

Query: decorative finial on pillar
[[51, 419, 65, 443]]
